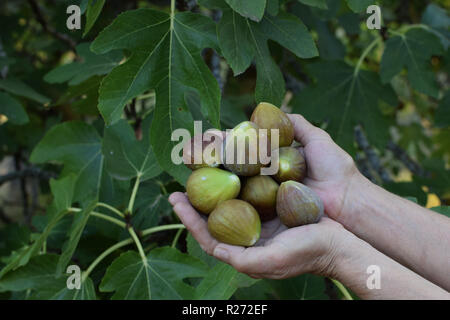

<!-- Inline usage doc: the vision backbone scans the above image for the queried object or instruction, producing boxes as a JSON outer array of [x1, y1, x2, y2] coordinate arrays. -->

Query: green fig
[[273, 147, 306, 183], [183, 130, 224, 170], [240, 175, 279, 221], [208, 199, 261, 246], [250, 102, 294, 148], [222, 121, 269, 176], [187, 168, 241, 214], [276, 181, 324, 228]]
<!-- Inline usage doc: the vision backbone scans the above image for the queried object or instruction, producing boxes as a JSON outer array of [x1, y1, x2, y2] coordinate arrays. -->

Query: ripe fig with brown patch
[[276, 181, 324, 227], [273, 147, 306, 183]]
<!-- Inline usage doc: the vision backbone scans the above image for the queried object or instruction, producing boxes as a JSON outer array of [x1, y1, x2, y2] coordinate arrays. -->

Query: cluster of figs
[[183, 102, 324, 247]]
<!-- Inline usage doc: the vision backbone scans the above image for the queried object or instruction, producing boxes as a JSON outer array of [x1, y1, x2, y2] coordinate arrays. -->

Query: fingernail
[[213, 247, 229, 261], [168, 194, 176, 205]]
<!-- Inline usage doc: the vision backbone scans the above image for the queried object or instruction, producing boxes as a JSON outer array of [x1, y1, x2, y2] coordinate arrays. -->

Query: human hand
[[291, 116, 450, 294], [169, 113, 362, 279], [171, 113, 450, 298], [286, 114, 362, 222], [169, 191, 347, 279]]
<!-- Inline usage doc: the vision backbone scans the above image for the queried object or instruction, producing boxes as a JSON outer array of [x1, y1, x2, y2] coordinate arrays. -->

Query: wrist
[[326, 227, 383, 298], [334, 170, 381, 228], [310, 222, 357, 279], [323, 226, 360, 279], [328, 228, 450, 300]]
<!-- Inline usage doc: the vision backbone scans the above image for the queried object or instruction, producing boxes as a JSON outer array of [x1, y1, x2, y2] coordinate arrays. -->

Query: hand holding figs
[[184, 103, 325, 246]]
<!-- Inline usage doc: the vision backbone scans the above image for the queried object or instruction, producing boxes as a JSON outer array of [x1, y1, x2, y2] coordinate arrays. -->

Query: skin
[[169, 114, 450, 300]]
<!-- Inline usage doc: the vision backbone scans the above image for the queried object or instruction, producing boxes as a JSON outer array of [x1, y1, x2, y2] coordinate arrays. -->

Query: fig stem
[[90, 212, 127, 228], [127, 174, 141, 215], [81, 224, 185, 281], [171, 228, 184, 248], [96, 202, 125, 218], [331, 279, 353, 300], [69, 207, 126, 228], [128, 226, 147, 263], [141, 224, 185, 236], [156, 180, 168, 195], [82, 238, 134, 282], [354, 37, 381, 77]]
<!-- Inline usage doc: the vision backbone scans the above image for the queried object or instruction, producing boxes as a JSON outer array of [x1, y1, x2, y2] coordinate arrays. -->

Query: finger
[[168, 192, 189, 206], [213, 243, 279, 275], [172, 201, 219, 255], [296, 146, 306, 159], [318, 216, 343, 228], [287, 114, 331, 146]]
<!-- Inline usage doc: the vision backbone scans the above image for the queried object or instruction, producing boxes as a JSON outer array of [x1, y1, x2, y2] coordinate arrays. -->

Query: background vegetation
[[0, 0, 448, 299]]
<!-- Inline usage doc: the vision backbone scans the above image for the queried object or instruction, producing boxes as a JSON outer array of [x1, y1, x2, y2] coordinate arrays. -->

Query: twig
[[176, 0, 198, 11], [14, 153, 29, 223], [379, 27, 388, 42], [0, 167, 57, 187], [211, 10, 224, 92], [355, 125, 391, 183], [171, 228, 184, 248], [129, 98, 142, 137], [356, 153, 377, 183], [1, 199, 46, 212], [386, 141, 428, 178], [30, 177, 39, 218], [284, 73, 305, 94], [0, 39, 8, 78], [281, 53, 308, 94], [27, 0, 76, 51], [15, 49, 46, 65]]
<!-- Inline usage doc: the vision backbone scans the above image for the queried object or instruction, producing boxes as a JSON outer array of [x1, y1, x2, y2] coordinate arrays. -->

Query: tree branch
[[386, 141, 428, 178], [211, 9, 224, 93], [27, 0, 77, 51], [13, 153, 30, 223], [0, 167, 57, 187], [356, 153, 377, 183], [176, 0, 198, 11], [281, 53, 308, 94], [0, 39, 8, 78], [355, 125, 391, 183]]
